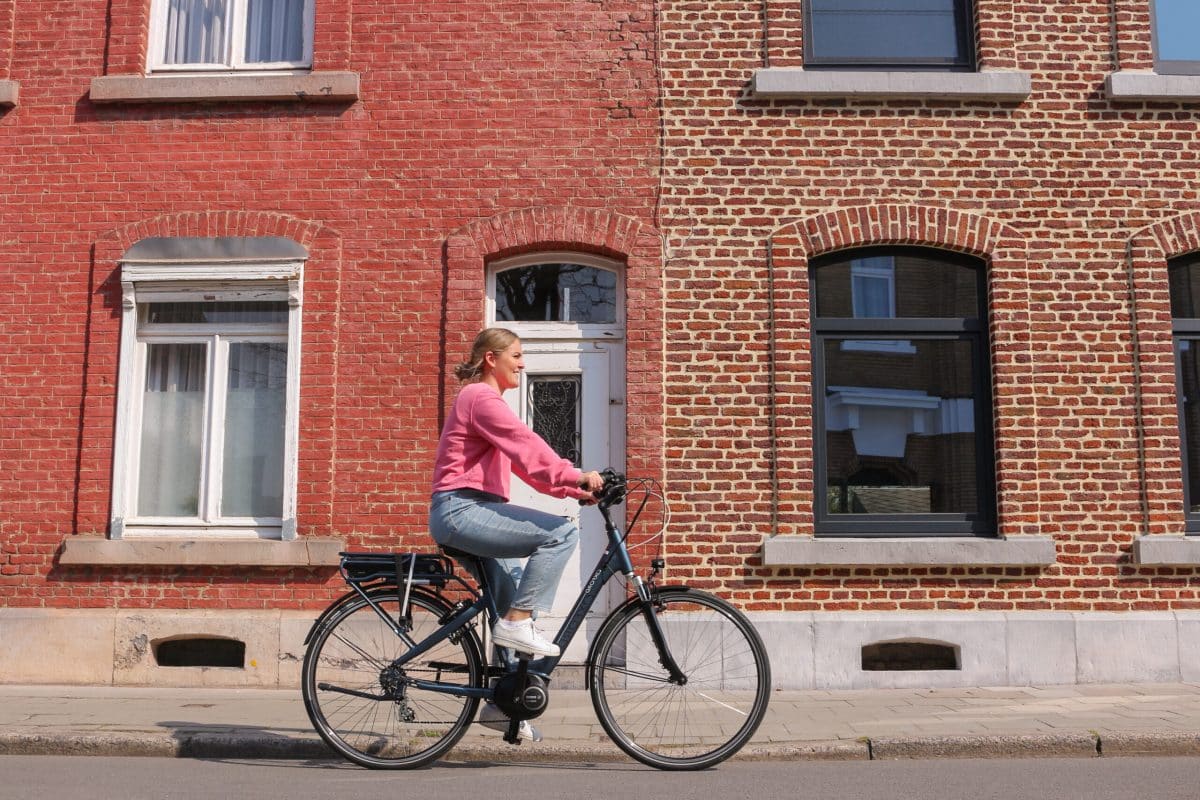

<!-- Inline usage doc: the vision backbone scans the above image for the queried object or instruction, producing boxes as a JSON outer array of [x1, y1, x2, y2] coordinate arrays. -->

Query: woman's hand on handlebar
[[577, 471, 604, 493]]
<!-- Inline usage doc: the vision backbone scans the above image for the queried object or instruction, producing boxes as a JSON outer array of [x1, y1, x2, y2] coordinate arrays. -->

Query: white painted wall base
[[1, 608, 1197, 690]]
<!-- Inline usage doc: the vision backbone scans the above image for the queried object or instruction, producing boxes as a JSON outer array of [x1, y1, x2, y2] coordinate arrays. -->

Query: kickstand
[[503, 654, 532, 745]]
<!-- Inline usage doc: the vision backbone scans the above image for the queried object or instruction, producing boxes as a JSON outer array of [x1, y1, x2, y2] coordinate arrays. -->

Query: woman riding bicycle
[[429, 327, 604, 658]]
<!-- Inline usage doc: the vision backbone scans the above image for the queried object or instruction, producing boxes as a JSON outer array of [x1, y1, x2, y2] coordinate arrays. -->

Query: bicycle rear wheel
[[302, 589, 484, 769], [587, 587, 770, 770]]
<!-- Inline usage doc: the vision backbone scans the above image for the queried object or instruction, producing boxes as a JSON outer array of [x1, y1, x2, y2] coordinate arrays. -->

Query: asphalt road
[[1, 756, 1197, 799]]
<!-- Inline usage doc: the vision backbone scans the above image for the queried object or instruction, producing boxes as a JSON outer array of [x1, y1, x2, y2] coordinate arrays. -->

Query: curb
[[1, 730, 1197, 762]]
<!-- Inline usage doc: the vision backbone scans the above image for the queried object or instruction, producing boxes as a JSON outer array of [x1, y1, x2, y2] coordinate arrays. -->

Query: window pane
[[1180, 341, 1200, 513], [1169, 257, 1200, 318], [823, 338, 978, 515], [244, 0, 306, 63], [146, 302, 289, 325], [495, 264, 618, 323], [222, 343, 287, 518], [162, 0, 229, 65], [1155, 0, 1200, 64], [138, 343, 207, 517], [528, 375, 582, 467], [809, 0, 965, 63], [815, 253, 980, 319]]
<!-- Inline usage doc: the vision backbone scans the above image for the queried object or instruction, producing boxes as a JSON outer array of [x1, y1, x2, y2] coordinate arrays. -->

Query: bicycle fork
[[630, 573, 687, 685]]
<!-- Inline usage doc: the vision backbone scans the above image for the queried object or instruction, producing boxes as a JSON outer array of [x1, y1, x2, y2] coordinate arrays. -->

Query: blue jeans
[[429, 489, 579, 615]]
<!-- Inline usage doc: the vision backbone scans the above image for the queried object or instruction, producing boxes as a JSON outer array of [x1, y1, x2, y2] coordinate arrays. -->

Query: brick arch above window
[[768, 203, 1022, 263], [763, 204, 1039, 545], [97, 211, 329, 261], [446, 206, 652, 265]]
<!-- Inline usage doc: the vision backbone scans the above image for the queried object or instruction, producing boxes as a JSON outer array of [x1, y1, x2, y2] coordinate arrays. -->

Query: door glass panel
[[823, 338, 977, 515], [495, 264, 617, 323], [138, 342, 207, 517], [222, 342, 287, 517], [528, 375, 582, 467]]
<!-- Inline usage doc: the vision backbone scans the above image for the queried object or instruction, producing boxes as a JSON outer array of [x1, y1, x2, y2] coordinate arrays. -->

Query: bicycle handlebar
[[581, 469, 626, 508]]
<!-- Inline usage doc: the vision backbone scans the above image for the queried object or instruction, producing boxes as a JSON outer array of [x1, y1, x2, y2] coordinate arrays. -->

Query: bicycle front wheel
[[302, 589, 484, 769], [588, 587, 770, 770]]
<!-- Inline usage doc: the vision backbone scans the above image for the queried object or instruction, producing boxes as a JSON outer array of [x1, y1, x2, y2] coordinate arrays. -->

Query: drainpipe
[[766, 238, 779, 539], [1124, 239, 1151, 537]]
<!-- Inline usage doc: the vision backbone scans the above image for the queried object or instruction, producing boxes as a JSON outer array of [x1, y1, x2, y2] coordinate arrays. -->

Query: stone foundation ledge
[[3, 608, 1199, 691]]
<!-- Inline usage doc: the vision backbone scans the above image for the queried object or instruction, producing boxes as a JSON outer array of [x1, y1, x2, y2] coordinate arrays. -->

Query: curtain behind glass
[[162, 0, 228, 65], [222, 342, 286, 517], [139, 343, 207, 517], [244, 0, 305, 63]]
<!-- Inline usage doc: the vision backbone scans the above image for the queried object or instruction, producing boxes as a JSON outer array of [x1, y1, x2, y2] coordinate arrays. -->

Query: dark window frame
[[810, 246, 996, 537], [1168, 255, 1200, 532], [802, 0, 977, 72]]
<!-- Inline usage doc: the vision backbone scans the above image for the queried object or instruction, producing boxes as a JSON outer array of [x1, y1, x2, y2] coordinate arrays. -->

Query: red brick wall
[[0, 1, 661, 608], [659, 0, 1200, 611], [7, 0, 1200, 617]]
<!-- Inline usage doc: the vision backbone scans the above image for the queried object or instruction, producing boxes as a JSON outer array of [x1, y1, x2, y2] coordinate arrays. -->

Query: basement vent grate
[[861, 640, 960, 671], [154, 637, 246, 668]]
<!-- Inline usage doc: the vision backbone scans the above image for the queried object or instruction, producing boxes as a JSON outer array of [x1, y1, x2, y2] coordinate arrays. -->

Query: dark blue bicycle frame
[[360, 499, 678, 701]]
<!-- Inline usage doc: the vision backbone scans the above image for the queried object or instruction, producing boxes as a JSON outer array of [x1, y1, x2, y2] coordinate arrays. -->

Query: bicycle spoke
[[302, 591, 483, 769], [590, 590, 771, 769]]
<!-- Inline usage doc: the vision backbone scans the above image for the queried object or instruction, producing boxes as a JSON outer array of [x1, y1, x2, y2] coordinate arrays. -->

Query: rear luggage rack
[[338, 551, 455, 586]]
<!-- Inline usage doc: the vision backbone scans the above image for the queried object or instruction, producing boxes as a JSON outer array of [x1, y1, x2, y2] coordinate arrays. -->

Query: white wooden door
[[502, 342, 620, 661]]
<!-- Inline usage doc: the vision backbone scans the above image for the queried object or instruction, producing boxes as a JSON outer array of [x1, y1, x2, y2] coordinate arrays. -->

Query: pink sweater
[[432, 382, 588, 502]]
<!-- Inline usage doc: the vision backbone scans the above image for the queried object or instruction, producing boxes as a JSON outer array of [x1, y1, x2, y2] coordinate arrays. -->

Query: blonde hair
[[454, 327, 519, 383]]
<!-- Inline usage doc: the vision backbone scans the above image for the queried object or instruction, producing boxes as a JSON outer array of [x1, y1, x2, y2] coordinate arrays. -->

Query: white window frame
[[111, 259, 304, 540], [485, 251, 625, 341], [147, 0, 315, 74]]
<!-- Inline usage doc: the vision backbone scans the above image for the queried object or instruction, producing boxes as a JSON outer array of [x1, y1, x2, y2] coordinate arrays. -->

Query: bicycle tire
[[587, 587, 771, 770], [302, 589, 484, 769]]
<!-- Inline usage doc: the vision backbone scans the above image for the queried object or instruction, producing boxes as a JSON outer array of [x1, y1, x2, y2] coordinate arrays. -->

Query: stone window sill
[[59, 537, 346, 567], [0, 79, 17, 107], [1133, 536, 1200, 566], [90, 71, 359, 104], [761, 536, 1057, 567], [1106, 71, 1200, 102], [750, 69, 1032, 102]]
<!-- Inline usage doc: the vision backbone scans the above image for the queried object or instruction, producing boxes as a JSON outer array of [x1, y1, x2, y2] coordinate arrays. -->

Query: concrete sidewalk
[[2, 682, 1200, 764]]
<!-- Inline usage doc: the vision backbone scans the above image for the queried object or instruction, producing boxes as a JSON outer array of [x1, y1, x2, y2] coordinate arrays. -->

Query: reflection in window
[[823, 340, 977, 515], [812, 247, 992, 535], [804, 0, 974, 70], [495, 263, 617, 324], [1169, 256, 1200, 518]]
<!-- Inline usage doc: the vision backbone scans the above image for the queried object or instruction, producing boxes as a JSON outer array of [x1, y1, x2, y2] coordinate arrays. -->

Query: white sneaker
[[491, 618, 560, 657], [478, 702, 543, 742]]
